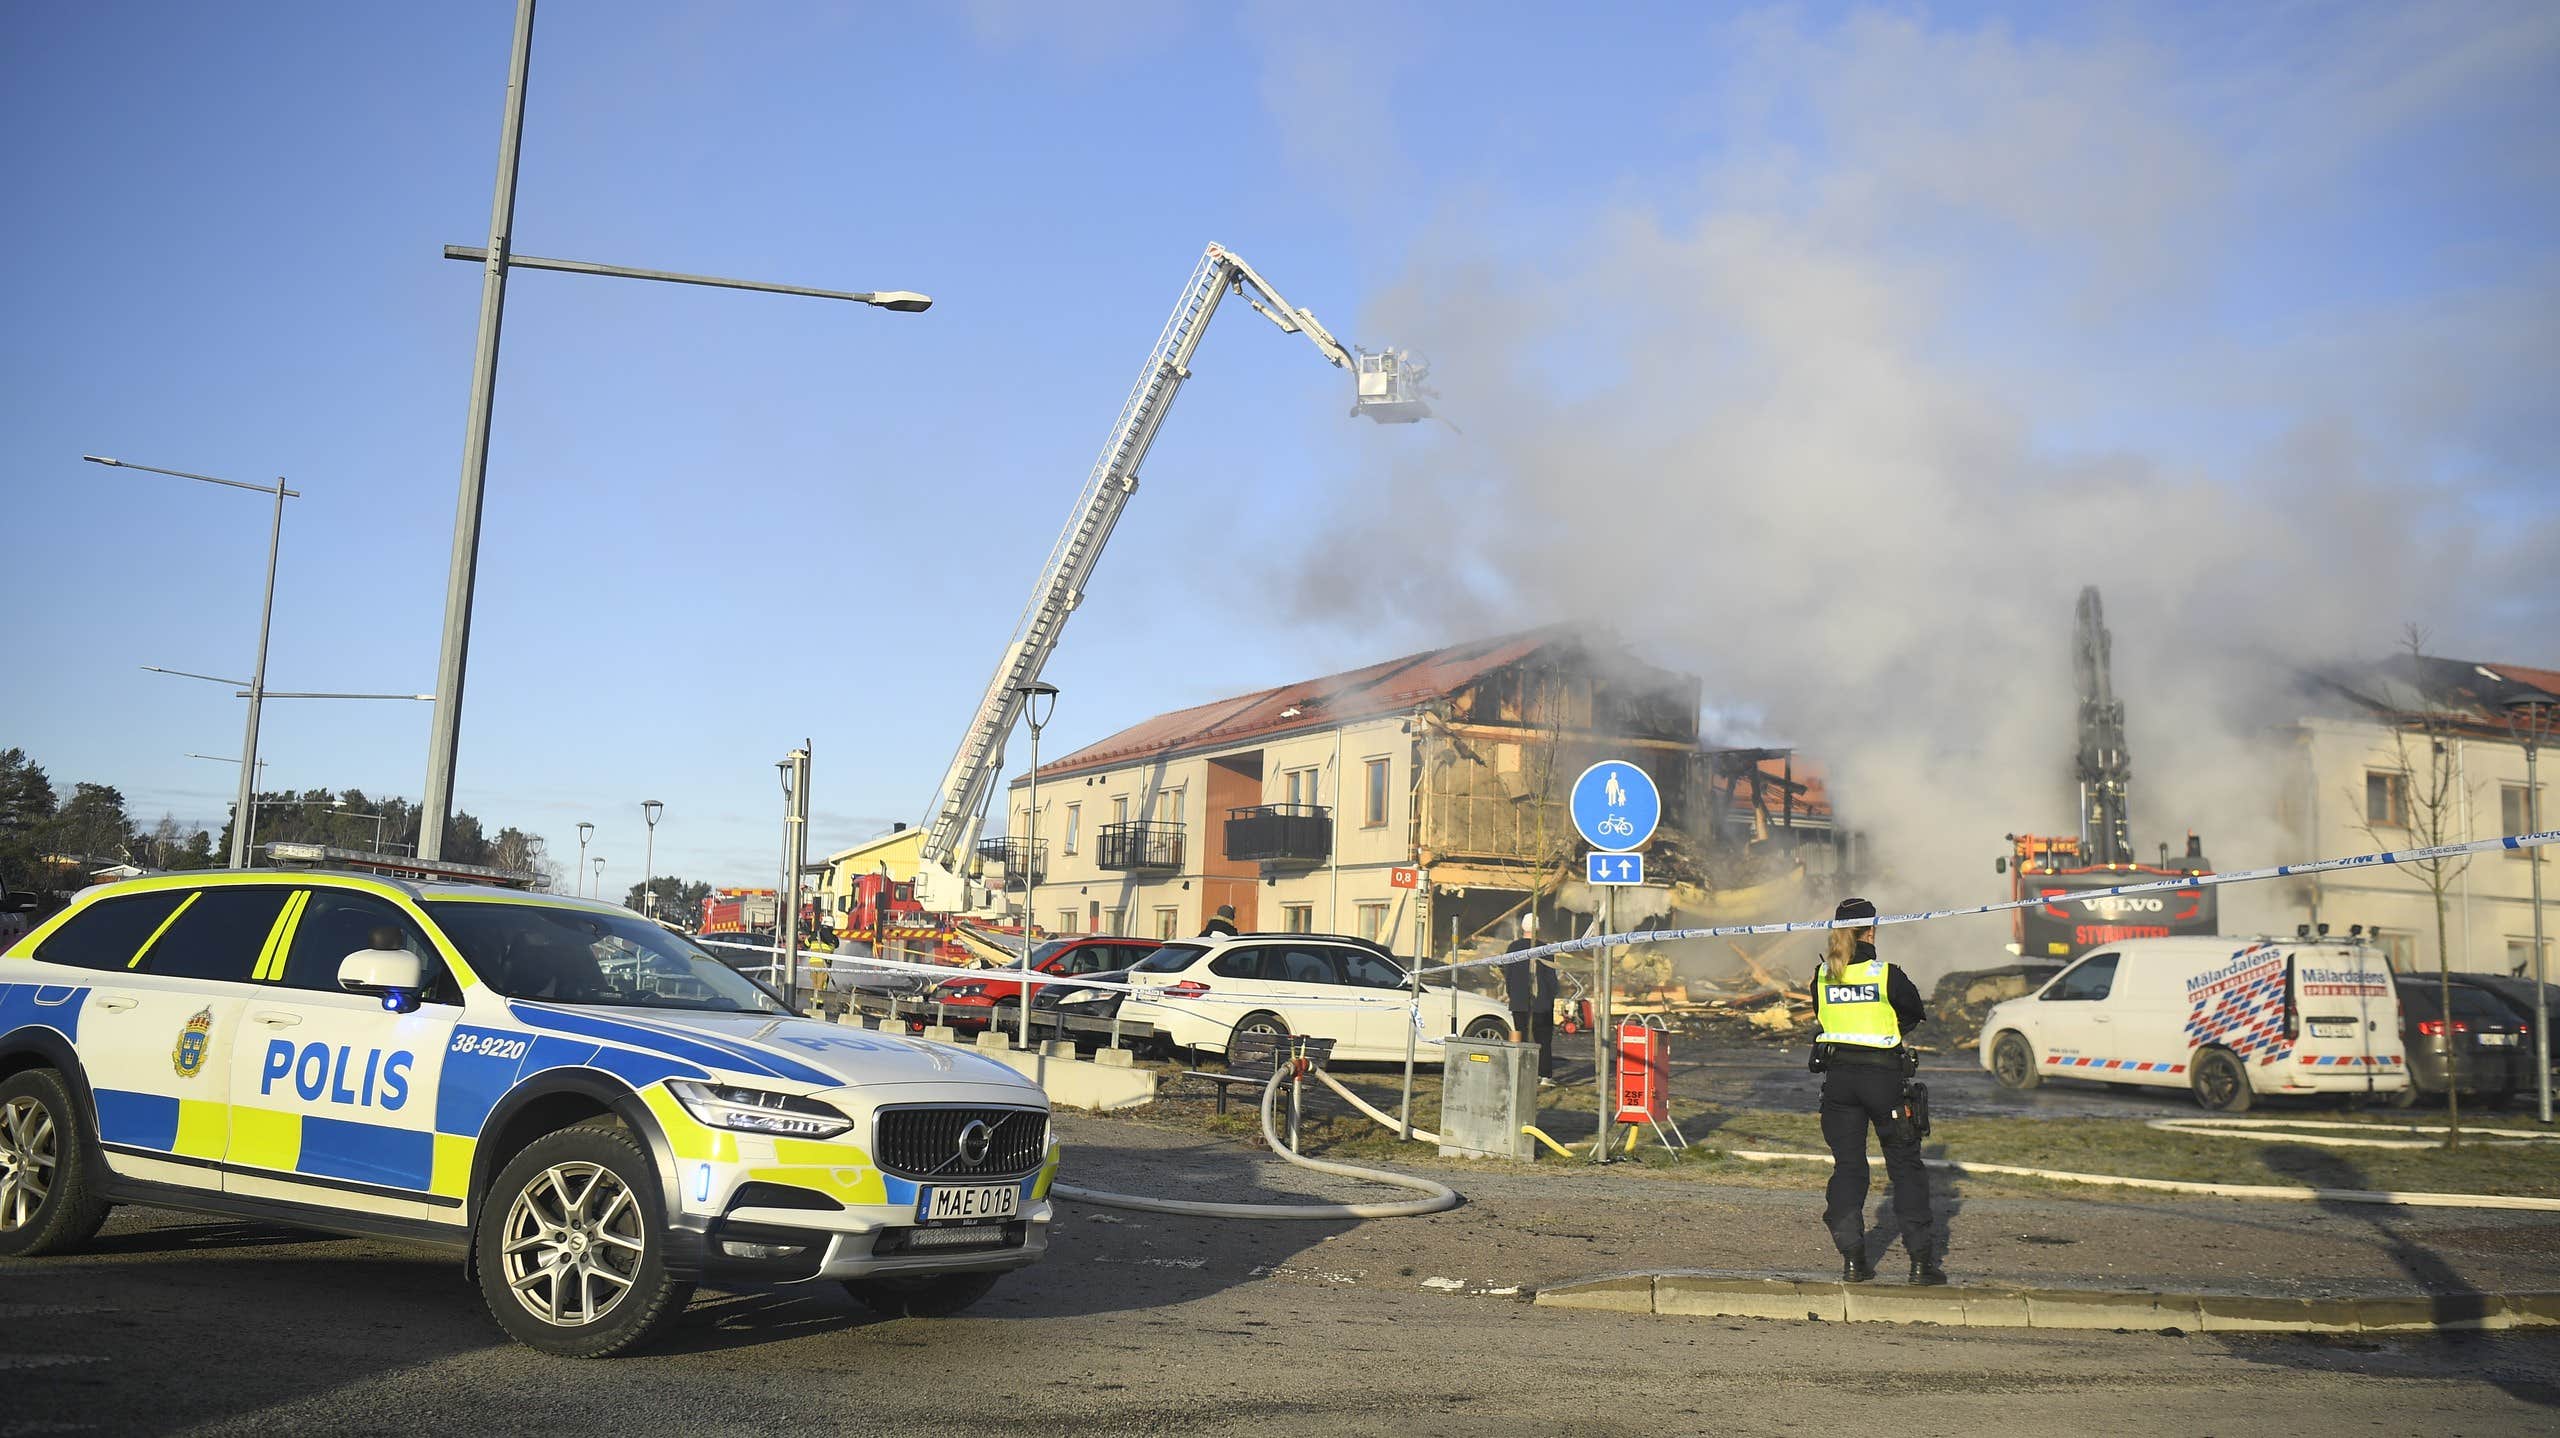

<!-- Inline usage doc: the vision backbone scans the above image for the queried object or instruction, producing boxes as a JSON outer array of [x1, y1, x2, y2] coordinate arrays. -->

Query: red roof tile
[[1027, 627, 1578, 781]]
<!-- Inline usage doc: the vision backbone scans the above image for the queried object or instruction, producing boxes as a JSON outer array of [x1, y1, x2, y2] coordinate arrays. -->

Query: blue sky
[[6, 2, 2554, 892]]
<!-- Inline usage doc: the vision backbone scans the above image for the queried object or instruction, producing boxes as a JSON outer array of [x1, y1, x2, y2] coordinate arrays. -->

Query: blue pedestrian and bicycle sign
[[1571, 760, 1659, 852], [1587, 851, 1645, 886]]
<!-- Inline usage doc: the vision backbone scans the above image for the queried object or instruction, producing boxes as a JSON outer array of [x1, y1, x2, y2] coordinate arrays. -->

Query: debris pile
[[1917, 963, 2065, 1049]]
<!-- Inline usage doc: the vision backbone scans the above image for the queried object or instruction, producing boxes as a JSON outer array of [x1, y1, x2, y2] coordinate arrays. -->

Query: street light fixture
[[415, 0, 932, 861], [575, 821, 595, 897], [1014, 680, 1059, 1050], [641, 800, 664, 916], [593, 855, 606, 901], [89, 454, 296, 868], [2506, 693, 2557, 1125]]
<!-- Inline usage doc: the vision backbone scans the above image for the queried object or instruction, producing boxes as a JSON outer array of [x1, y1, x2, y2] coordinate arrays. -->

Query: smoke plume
[[1277, 7, 2560, 978]]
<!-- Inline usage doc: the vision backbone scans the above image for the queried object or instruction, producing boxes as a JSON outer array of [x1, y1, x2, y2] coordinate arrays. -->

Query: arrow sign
[[1587, 852, 1645, 886]]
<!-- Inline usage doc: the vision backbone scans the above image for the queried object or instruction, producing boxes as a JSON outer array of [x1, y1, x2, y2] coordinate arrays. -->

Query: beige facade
[[992, 631, 1709, 962], [1005, 712, 1426, 951], [2268, 716, 2552, 978]]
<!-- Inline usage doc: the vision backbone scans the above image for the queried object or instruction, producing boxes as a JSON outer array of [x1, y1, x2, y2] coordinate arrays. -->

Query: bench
[[1184, 1032, 1336, 1148]]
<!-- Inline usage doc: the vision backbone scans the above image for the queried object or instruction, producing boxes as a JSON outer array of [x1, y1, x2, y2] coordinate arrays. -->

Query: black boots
[[1843, 1252, 1877, 1283], [1910, 1257, 1948, 1286]]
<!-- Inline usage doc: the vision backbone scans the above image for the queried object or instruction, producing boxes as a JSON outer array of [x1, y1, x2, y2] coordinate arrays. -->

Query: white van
[[1976, 936, 2409, 1111]]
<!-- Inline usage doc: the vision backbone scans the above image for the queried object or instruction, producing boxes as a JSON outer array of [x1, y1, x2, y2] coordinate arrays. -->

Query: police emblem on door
[[172, 1006, 214, 1079]]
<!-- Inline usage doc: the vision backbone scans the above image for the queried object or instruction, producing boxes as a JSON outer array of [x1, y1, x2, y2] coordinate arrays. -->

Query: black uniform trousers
[[1819, 1061, 1934, 1262]]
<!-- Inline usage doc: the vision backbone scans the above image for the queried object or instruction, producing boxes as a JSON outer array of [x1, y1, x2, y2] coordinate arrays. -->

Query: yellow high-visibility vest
[[1815, 958, 1902, 1049]]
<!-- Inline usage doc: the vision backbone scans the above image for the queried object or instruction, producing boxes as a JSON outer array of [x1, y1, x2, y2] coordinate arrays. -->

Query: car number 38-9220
[[448, 1031, 531, 1062]]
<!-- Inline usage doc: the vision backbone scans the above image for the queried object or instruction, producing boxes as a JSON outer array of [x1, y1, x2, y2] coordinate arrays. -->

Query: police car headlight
[[666, 1080, 853, 1139]]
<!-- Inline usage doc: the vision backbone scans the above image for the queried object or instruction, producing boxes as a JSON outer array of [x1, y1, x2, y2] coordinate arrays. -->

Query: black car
[[1034, 967, 1131, 1013], [2445, 974, 2560, 1073], [2395, 977, 2534, 1106]]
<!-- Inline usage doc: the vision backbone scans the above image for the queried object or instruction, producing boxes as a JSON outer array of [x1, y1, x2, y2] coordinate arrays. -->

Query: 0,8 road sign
[[1570, 760, 1659, 852], [1587, 852, 1645, 886]]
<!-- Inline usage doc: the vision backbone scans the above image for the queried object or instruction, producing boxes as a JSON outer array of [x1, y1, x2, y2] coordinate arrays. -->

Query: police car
[[0, 846, 1057, 1357]]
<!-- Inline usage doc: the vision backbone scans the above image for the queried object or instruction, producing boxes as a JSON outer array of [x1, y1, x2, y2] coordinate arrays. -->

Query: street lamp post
[[641, 800, 664, 916], [1014, 682, 1059, 1050], [575, 821, 594, 897], [593, 856, 605, 903], [415, 0, 931, 860], [2507, 695, 2556, 1125], [88, 456, 295, 868]]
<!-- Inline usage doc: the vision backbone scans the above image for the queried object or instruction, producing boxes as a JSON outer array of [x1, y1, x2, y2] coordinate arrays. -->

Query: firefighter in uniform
[[1810, 896, 1943, 1285]]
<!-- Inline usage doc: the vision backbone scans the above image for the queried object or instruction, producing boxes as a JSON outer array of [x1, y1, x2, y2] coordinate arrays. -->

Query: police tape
[[1415, 827, 2560, 980], [693, 938, 1424, 1012]]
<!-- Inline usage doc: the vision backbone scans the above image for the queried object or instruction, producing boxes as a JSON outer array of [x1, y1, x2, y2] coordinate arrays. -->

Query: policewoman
[[1810, 897, 1943, 1285]]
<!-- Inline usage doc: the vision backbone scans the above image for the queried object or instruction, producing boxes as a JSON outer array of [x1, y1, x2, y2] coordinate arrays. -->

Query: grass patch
[[1132, 1063, 2560, 1201]]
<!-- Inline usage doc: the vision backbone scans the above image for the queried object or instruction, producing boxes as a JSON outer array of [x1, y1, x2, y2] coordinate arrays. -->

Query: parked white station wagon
[[1977, 935, 2409, 1111], [1082, 932, 1513, 1061]]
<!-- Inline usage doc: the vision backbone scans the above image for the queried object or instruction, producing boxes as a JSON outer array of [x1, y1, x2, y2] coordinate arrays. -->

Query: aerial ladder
[[910, 243, 1431, 914]]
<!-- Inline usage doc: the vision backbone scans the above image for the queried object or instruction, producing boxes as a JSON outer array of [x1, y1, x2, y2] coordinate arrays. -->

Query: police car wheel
[[1463, 1016, 1510, 1041], [843, 1270, 1000, 1318], [1989, 1032, 2038, 1091], [0, 1069, 109, 1257], [476, 1122, 690, 1358]]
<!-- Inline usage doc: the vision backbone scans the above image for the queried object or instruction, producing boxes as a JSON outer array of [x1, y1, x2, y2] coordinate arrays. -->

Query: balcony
[[974, 836, 1047, 889], [1224, 804, 1332, 866], [1097, 820, 1184, 872]]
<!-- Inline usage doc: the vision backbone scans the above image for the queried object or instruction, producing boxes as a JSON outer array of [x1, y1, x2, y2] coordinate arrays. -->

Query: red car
[[924, 936, 1159, 1024]]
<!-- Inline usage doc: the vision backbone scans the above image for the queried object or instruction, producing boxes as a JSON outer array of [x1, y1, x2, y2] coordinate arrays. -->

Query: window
[[1057, 909, 1080, 935], [31, 891, 187, 971], [2510, 937, 2552, 978], [1336, 948, 1407, 990], [1356, 901, 1391, 944], [2366, 770, 2409, 827], [1111, 796, 1129, 827], [2374, 929, 2418, 971], [1364, 758, 1391, 828], [1154, 907, 1179, 941], [1090, 900, 1107, 934], [1132, 942, 1208, 975], [424, 901, 786, 1013], [1264, 945, 1338, 984], [1209, 949, 1265, 980], [2040, 951, 2119, 1002], [1156, 788, 1184, 825], [1064, 804, 1081, 855], [2504, 784, 2545, 859], [1282, 902, 1314, 933], [277, 891, 439, 996], [138, 886, 295, 983], [1285, 768, 1320, 809]]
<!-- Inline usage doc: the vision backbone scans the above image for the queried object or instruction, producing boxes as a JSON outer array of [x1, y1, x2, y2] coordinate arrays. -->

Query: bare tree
[[2354, 626, 2478, 1150]]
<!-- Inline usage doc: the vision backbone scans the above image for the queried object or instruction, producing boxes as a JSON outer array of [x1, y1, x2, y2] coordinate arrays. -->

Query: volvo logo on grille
[[956, 1119, 995, 1165]]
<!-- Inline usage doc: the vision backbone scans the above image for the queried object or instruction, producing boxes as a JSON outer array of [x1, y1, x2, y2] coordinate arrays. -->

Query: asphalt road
[[10, 1108, 2559, 1437]]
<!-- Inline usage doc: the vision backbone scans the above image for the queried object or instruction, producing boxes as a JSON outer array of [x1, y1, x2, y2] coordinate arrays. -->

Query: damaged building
[[995, 628, 1846, 984]]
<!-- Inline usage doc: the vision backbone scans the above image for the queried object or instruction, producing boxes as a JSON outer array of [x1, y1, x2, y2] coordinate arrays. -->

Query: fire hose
[[1050, 1061, 1459, 1220]]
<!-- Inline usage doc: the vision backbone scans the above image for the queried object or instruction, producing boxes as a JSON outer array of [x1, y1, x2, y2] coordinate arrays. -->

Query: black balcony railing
[[1224, 804, 1332, 865], [1097, 820, 1183, 872], [974, 836, 1048, 889]]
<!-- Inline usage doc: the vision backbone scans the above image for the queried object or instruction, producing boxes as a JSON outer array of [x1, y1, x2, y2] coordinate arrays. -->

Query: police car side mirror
[[339, 948, 426, 1013]]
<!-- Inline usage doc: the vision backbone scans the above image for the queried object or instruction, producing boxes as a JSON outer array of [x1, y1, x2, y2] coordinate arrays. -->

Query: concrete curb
[[1532, 1271, 2559, 1334]]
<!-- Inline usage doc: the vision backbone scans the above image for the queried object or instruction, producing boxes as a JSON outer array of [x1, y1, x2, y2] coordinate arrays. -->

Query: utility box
[[1439, 1037, 1539, 1160]]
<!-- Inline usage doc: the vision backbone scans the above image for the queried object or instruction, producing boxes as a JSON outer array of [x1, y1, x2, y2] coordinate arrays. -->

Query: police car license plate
[[921, 1184, 1019, 1222], [2309, 1020, 2354, 1038]]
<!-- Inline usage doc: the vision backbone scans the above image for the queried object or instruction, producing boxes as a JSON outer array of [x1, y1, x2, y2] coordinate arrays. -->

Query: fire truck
[[696, 888, 816, 937]]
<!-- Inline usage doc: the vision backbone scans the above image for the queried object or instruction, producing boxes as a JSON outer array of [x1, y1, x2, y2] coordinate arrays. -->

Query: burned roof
[[1025, 626, 1604, 781], [2312, 652, 2560, 728]]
